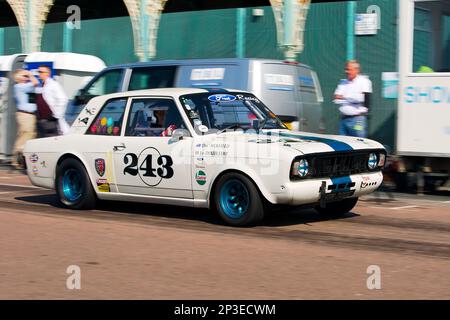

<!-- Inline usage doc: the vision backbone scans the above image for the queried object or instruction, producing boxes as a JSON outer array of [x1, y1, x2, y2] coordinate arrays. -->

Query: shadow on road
[[15, 194, 359, 228]]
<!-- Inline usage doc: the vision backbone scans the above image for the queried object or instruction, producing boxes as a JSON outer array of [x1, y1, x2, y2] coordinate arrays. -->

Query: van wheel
[[214, 173, 265, 227], [315, 197, 358, 216], [56, 158, 96, 210]]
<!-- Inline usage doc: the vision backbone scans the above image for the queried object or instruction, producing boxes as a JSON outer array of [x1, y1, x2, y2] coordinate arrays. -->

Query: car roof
[[95, 87, 250, 100]]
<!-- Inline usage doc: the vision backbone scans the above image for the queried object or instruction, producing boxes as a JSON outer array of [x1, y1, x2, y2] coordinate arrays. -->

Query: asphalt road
[[0, 169, 449, 299]]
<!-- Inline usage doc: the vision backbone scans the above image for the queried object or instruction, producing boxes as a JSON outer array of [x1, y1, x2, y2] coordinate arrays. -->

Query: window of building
[[413, 0, 450, 73]]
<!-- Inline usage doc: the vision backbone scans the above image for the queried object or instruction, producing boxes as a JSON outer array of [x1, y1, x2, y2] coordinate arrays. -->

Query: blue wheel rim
[[62, 169, 82, 202], [219, 179, 250, 219]]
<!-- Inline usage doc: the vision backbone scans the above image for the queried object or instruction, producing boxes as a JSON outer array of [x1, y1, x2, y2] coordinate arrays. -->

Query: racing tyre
[[56, 158, 96, 210], [214, 173, 265, 227], [315, 197, 358, 216]]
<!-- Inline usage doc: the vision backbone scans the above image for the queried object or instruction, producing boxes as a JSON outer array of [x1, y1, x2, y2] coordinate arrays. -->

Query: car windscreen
[[179, 92, 286, 135]]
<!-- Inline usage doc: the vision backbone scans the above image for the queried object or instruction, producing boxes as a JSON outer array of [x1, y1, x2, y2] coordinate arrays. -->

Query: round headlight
[[368, 153, 378, 170], [297, 159, 309, 177]]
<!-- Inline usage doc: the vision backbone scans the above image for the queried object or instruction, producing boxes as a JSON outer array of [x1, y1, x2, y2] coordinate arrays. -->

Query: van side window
[[128, 67, 176, 91], [85, 69, 123, 96], [87, 98, 127, 136]]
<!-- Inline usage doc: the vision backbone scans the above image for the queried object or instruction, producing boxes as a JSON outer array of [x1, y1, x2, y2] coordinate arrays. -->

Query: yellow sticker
[[284, 122, 293, 130], [354, 125, 363, 131], [97, 184, 110, 192]]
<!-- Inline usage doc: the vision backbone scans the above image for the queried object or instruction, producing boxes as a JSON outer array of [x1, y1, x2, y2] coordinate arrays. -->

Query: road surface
[[0, 169, 449, 299]]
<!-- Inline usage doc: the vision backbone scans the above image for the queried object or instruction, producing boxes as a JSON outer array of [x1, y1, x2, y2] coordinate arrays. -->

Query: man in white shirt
[[334, 60, 372, 138], [35, 65, 69, 136]]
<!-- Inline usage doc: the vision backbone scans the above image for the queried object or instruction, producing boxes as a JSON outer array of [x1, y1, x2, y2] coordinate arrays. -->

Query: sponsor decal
[[97, 183, 110, 192], [236, 94, 261, 103], [85, 107, 96, 115], [30, 153, 39, 163], [361, 176, 377, 189], [78, 117, 89, 125], [40, 161, 47, 168], [95, 158, 106, 177], [32, 166, 38, 176], [208, 94, 236, 103], [96, 178, 110, 192], [195, 170, 207, 186]]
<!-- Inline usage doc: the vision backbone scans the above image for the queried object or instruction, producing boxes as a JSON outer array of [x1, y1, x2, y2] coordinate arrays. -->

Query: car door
[[83, 97, 129, 194], [112, 97, 193, 199]]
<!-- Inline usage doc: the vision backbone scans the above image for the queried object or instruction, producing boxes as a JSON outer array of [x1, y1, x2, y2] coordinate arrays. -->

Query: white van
[[67, 58, 324, 132]]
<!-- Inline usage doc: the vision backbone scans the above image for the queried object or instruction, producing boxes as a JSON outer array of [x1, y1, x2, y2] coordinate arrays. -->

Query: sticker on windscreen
[[208, 94, 236, 103]]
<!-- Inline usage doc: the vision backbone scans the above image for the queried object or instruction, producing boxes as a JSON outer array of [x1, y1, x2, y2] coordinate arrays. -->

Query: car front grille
[[291, 150, 384, 180], [311, 152, 369, 178]]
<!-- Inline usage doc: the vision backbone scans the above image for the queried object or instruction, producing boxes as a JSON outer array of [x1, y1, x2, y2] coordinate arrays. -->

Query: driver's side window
[[125, 98, 185, 137]]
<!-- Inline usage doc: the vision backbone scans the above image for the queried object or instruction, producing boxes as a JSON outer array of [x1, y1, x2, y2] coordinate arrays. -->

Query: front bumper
[[275, 171, 383, 206]]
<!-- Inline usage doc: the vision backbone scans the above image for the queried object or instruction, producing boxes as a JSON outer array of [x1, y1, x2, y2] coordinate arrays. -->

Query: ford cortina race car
[[24, 88, 385, 226]]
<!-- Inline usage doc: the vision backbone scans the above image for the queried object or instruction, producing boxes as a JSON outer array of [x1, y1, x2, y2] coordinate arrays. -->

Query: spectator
[[35, 65, 69, 137], [12, 69, 39, 169], [334, 60, 372, 138]]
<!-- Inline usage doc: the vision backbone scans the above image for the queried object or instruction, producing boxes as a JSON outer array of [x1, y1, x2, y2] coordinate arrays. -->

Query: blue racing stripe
[[278, 132, 354, 152], [331, 176, 353, 193]]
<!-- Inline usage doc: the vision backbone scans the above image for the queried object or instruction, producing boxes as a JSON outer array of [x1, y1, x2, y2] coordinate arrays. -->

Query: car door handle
[[113, 143, 126, 151]]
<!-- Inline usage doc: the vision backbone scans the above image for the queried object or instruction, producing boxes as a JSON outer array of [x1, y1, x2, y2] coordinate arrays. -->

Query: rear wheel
[[56, 158, 96, 210], [315, 197, 358, 216], [214, 173, 265, 227]]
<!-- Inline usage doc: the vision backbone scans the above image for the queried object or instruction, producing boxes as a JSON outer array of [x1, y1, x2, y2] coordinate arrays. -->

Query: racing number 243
[[123, 153, 174, 179]]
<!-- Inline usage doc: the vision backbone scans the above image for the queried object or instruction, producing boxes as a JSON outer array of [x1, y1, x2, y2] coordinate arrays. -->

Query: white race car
[[24, 88, 385, 226]]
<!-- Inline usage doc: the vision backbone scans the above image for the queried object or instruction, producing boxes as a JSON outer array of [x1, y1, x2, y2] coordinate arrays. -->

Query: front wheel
[[56, 158, 96, 210], [214, 173, 265, 227], [315, 197, 358, 216]]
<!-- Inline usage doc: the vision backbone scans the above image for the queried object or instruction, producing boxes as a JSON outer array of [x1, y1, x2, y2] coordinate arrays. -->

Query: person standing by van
[[36, 65, 69, 137], [334, 60, 372, 138], [12, 69, 39, 169]]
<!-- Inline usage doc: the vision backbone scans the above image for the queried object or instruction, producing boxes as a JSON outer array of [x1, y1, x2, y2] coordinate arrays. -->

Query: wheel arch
[[207, 168, 276, 209], [55, 153, 97, 192]]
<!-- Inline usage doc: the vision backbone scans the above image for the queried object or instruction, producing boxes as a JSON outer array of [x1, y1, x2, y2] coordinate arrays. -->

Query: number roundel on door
[[123, 147, 174, 187]]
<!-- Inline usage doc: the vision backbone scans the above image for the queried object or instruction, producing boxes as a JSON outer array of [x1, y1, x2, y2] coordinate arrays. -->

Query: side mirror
[[169, 128, 191, 143]]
